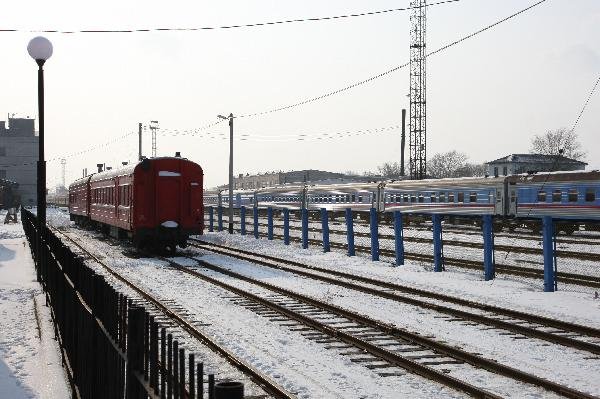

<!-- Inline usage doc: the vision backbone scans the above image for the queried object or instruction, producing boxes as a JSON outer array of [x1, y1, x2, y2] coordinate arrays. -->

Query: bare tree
[[377, 162, 404, 179], [529, 128, 586, 160], [428, 151, 469, 178]]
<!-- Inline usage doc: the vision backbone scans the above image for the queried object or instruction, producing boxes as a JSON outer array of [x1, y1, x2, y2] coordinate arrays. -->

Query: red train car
[[69, 156, 204, 253]]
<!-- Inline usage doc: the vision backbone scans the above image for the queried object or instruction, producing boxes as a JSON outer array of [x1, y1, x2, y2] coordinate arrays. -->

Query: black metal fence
[[22, 209, 244, 399]]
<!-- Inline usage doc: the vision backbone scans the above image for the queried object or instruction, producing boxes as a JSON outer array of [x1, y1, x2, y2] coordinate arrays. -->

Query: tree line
[[367, 128, 586, 179]]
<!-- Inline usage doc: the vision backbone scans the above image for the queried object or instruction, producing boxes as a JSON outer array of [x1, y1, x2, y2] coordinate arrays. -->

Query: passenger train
[[205, 171, 600, 233], [69, 156, 204, 253]]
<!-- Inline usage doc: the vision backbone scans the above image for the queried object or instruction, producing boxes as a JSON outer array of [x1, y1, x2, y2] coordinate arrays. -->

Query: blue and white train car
[[509, 171, 600, 222]]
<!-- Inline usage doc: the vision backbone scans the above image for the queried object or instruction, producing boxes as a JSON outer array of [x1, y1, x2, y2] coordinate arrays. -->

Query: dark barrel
[[214, 381, 244, 399]]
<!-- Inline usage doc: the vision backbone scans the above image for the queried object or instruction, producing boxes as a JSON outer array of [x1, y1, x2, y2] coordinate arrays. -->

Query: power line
[[238, 0, 548, 119], [570, 74, 600, 133], [0, 1, 460, 34]]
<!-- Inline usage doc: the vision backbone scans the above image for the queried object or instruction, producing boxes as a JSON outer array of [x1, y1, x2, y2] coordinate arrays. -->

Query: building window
[[503, 166, 508, 176], [493, 167, 498, 177]]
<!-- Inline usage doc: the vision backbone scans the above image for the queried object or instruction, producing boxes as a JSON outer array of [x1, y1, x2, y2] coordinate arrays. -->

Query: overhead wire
[[237, 0, 549, 119], [0, 1, 460, 34], [570, 74, 600, 133]]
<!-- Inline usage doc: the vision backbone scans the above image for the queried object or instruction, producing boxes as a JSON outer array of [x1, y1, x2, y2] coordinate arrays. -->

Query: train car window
[[402, 194, 408, 203], [470, 192, 477, 203], [410, 194, 416, 202], [448, 192, 455, 203], [457, 192, 464, 203], [537, 190, 547, 202], [418, 194, 424, 203], [585, 189, 596, 202], [430, 193, 436, 203], [567, 189, 578, 203], [439, 192, 446, 203], [552, 190, 561, 202]]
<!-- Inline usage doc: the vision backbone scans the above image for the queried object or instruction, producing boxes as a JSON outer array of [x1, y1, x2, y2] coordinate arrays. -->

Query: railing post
[[240, 206, 246, 236], [482, 215, 495, 281], [217, 206, 223, 232], [283, 209, 290, 245], [393, 211, 404, 266], [345, 208, 355, 257], [543, 216, 556, 292], [301, 208, 309, 249], [126, 306, 144, 399], [432, 214, 444, 272], [370, 208, 379, 261], [321, 208, 330, 252], [253, 207, 259, 239], [267, 207, 274, 240], [208, 207, 214, 232]]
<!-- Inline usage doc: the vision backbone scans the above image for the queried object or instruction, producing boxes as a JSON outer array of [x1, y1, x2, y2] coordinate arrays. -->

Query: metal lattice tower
[[149, 121, 159, 158], [60, 158, 66, 187], [409, 0, 427, 180]]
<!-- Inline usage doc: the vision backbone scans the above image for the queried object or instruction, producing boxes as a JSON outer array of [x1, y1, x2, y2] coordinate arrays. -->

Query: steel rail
[[191, 240, 600, 351], [171, 254, 598, 399], [233, 232, 600, 288], [54, 228, 295, 399]]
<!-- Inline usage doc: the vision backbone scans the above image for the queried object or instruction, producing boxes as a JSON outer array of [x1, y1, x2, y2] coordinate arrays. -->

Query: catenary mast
[[409, 0, 427, 179]]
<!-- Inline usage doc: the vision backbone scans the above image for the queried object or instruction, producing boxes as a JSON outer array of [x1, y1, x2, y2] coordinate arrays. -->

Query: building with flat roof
[[486, 154, 587, 177], [0, 116, 38, 205]]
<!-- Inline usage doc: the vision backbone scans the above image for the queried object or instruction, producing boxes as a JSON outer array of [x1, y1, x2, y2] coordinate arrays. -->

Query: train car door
[[508, 182, 517, 216], [156, 171, 181, 224], [494, 186, 504, 215]]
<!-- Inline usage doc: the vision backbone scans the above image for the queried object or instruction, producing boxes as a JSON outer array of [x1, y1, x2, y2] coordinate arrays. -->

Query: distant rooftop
[[0, 116, 36, 137], [487, 153, 587, 166]]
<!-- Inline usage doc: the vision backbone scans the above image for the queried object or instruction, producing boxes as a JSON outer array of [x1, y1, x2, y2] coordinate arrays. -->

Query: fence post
[[370, 208, 379, 261], [267, 207, 274, 240], [208, 207, 214, 232], [482, 215, 495, 281], [432, 214, 444, 272], [217, 206, 223, 232], [126, 306, 144, 399], [321, 208, 330, 252], [345, 208, 355, 257], [542, 216, 556, 292], [253, 207, 259, 239], [283, 209, 290, 245], [393, 211, 404, 266], [301, 208, 309, 249], [240, 206, 246, 236]]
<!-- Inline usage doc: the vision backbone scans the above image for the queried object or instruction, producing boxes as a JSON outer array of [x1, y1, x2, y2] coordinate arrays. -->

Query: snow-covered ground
[[47, 207, 600, 398], [0, 211, 69, 398]]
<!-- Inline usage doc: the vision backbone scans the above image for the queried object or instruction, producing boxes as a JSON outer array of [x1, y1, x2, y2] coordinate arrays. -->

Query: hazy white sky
[[1, 0, 599, 188]]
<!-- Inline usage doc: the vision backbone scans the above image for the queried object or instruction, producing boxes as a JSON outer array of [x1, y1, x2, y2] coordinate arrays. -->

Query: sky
[[1, 0, 599, 189]]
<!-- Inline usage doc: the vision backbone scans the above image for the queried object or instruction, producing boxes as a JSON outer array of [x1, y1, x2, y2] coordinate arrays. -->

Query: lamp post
[[28, 36, 52, 274], [218, 113, 234, 234]]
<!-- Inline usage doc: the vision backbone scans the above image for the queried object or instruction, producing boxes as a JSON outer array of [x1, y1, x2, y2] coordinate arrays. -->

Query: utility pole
[[149, 121, 159, 158], [409, 0, 427, 180], [401, 109, 406, 176], [218, 113, 235, 234], [60, 158, 66, 187], [138, 123, 142, 161]]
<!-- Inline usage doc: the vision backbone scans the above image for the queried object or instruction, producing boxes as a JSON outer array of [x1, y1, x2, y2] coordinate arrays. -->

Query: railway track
[[232, 231, 600, 288], [247, 221, 600, 263], [167, 249, 597, 399], [191, 239, 600, 353], [53, 228, 294, 399]]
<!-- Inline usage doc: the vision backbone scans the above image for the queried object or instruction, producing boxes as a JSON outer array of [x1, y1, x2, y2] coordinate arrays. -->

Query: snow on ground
[[46, 208, 600, 397], [0, 211, 70, 398]]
